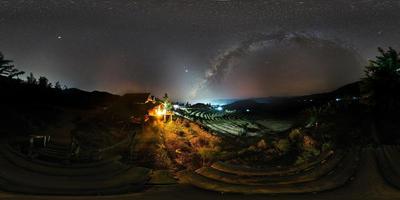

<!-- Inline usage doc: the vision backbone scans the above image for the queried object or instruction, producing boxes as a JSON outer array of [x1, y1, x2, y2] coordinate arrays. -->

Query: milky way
[[0, 0, 399, 101]]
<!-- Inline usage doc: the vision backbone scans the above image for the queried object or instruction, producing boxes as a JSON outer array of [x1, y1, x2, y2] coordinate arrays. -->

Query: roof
[[123, 93, 151, 104]]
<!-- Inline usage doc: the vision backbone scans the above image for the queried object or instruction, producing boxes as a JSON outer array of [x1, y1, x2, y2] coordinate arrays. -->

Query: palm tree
[[0, 52, 25, 78]]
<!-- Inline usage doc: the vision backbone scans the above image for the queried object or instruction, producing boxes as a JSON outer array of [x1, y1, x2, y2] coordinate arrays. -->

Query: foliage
[[26, 73, 37, 85], [0, 52, 24, 78], [321, 142, 332, 152], [362, 47, 400, 112], [305, 103, 336, 128], [274, 139, 290, 154], [198, 147, 220, 164], [55, 81, 62, 90], [1, 51, 65, 89], [38, 76, 51, 88], [160, 119, 223, 170], [154, 144, 174, 169], [361, 47, 400, 143], [293, 134, 320, 165], [289, 128, 303, 141]]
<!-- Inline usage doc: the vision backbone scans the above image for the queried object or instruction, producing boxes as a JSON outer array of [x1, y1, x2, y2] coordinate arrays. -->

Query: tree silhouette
[[363, 47, 400, 143], [38, 76, 50, 88], [26, 72, 37, 85], [0, 52, 13, 75], [362, 47, 400, 111], [55, 81, 62, 90], [0, 52, 24, 78]]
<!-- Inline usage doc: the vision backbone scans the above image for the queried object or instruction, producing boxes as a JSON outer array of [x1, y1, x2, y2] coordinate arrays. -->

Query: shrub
[[256, 139, 268, 149], [295, 147, 321, 165], [154, 144, 173, 170], [275, 139, 290, 153], [321, 142, 332, 152], [198, 147, 220, 164], [289, 128, 302, 141]]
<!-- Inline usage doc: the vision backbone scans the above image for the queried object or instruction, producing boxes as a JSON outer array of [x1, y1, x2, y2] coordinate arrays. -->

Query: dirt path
[[131, 121, 162, 167]]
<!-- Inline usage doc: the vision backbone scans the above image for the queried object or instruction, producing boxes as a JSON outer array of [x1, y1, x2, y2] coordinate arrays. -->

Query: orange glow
[[155, 105, 167, 117], [149, 104, 167, 118]]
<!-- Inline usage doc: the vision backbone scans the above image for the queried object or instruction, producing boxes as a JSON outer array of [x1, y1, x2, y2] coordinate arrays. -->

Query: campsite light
[[155, 105, 167, 117]]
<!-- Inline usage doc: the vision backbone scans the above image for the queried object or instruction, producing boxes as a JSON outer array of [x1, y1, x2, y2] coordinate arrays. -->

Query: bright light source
[[173, 104, 180, 109], [335, 98, 341, 102], [155, 106, 166, 117], [246, 109, 250, 112], [216, 106, 223, 111]]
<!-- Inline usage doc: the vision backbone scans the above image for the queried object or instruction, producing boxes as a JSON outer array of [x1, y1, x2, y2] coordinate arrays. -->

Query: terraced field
[[1, 147, 400, 199], [178, 148, 360, 194], [0, 142, 151, 195], [176, 108, 289, 137]]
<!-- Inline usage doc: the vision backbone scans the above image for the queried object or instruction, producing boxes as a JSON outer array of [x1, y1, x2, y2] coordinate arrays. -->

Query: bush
[[275, 139, 290, 153], [198, 147, 220, 164], [289, 128, 302, 141], [154, 144, 173, 169], [295, 147, 320, 165], [321, 142, 332, 152]]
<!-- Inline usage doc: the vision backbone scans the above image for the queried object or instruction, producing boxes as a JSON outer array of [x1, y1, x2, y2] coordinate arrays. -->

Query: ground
[[0, 97, 398, 199], [0, 148, 399, 200]]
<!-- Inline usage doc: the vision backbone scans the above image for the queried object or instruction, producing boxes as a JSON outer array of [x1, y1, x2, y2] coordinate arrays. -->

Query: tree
[[26, 73, 37, 85], [162, 93, 173, 111], [0, 52, 25, 78], [362, 47, 400, 112], [54, 81, 62, 90], [0, 52, 13, 75], [362, 47, 400, 143], [38, 76, 49, 88]]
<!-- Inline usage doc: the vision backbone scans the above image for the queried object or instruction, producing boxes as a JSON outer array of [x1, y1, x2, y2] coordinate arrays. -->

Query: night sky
[[1, 0, 400, 102]]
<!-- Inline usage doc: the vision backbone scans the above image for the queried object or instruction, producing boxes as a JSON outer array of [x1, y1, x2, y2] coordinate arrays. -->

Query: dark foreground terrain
[[0, 147, 400, 200], [1, 77, 400, 199]]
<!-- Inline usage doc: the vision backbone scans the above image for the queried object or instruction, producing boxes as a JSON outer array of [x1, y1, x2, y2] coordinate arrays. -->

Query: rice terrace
[[1, 1, 400, 200]]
